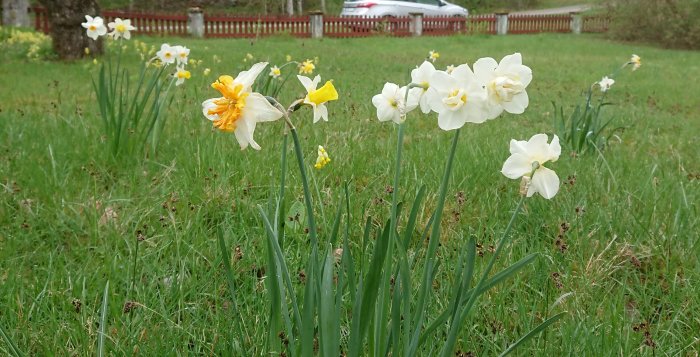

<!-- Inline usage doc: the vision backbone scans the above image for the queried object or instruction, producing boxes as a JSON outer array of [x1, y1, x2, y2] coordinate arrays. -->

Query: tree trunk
[[296, 0, 302, 15], [37, 0, 102, 60], [2, 0, 30, 27], [286, 0, 294, 16]]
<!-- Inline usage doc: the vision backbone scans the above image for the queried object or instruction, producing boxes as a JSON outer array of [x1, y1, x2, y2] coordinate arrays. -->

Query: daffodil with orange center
[[202, 62, 283, 150]]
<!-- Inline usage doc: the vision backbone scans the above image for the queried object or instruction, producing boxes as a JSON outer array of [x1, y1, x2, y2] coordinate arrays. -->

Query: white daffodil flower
[[598, 76, 615, 92], [107, 18, 136, 40], [429, 50, 440, 62], [409, 61, 437, 114], [173, 45, 190, 66], [81, 15, 107, 40], [630, 54, 641, 71], [371, 82, 418, 124], [297, 75, 338, 123], [501, 134, 561, 199], [201, 62, 284, 150], [175, 67, 190, 86], [473, 53, 532, 120], [425, 64, 488, 130], [156, 44, 176, 64], [269, 65, 281, 78]]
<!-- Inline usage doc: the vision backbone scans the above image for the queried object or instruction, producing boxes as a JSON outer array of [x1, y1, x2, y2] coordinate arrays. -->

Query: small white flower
[[473, 53, 532, 120], [598, 76, 615, 92], [156, 43, 176, 64], [446, 65, 455, 74], [371, 82, 418, 124], [425, 64, 489, 130], [269, 65, 281, 78], [173, 45, 190, 66], [428, 50, 440, 62], [409, 61, 437, 114], [81, 15, 107, 40], [297, 75, 338, 123], [501, 134, 561, 199], [630, 54, 641, 71], [107, 18, 136, 40], [175, 67, 191, 86]]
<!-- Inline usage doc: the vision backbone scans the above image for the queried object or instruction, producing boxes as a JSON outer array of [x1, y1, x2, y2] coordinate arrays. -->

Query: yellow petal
[[308, 81, 338, 106]]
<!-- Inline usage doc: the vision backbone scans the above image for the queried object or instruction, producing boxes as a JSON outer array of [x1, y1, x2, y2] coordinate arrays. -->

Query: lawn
[[0, 33, 699, 355]]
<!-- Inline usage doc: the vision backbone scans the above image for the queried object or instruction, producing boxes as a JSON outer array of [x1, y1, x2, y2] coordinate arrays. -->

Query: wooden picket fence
[[31, 7, 608, 38], [32, 7, 188, 36], [508, 14, 570, 34]]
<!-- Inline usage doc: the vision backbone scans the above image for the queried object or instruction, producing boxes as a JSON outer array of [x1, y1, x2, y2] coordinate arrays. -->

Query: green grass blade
[[319, 245, 339, 357], [98, 281, 109, 357], [498, 312, 566, 357], [300, 255, 316, 357], [0, 322, 23, 357]]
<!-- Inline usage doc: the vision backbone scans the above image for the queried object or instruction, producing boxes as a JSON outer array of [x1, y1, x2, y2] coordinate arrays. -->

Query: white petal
[[233, 117, 260, 150], [314, 104, 328, 123], [430, 71, 456, 93], [437, 109, 465, 131], [450, 64, 477, 84], [525, 134, 552, 164], [375, 102, 396, 122], [501, 91, 529, 114], [418, 91, 431, 114], [548, 135, 561, 162], [499, 53, 522, 70], [509, 139, 529, 156], [246, 93, 283, 122], [381, 82, 400, 98], [311, 75, 321, 89], [400, 86, 419, 113], [473, 57, 498, 85], [123, 31, 131, 40], [235, 62, 268, 91], [501, 153, 532, 179], [297, 75, 314, 91], [426, 88, 447, 113], [411, 61, 436, 84], [529, 166, 559, 199], [518, 65, 533, 87], [202, 98, 221, 121]]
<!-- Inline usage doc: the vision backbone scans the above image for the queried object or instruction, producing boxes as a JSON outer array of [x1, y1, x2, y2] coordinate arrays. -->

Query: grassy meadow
[[0, 33, 699, 355]]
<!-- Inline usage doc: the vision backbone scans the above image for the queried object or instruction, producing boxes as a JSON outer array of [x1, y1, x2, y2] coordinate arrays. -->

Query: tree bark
[[286, 0, 294, 16], [37, 0, 103, 60]]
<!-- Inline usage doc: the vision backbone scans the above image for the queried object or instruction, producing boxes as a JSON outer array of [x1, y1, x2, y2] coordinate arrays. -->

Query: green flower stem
[[289, 128, 318, 249], [440, 194, 527, 357], [409, 128, 461, 355]]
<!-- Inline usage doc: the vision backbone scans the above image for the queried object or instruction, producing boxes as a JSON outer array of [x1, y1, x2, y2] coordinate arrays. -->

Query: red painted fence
[[508, 14, 570, 34], [204, 15, 310, 38], [31, 7, 608, 38]]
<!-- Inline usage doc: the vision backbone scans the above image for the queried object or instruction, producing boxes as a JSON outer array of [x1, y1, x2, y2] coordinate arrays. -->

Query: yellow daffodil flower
[[175, 68, 191, 86], [299, 59, 315, 74], [298, 75, 338, 123], [429, 50, 440, 62], [315, 146, 330, 169]]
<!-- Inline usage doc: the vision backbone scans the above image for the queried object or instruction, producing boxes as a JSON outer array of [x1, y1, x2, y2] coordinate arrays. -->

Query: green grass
[[0, 33, 699, 355]]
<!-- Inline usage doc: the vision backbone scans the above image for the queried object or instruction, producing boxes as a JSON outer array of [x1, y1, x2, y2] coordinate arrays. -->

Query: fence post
[[409, 12, 423, 37], [188, 7, 205, 38], [495, 12, 508, 35], [3, 0, 30, 28], [570, 12, 582, 34], [310, 11, 324, 39]]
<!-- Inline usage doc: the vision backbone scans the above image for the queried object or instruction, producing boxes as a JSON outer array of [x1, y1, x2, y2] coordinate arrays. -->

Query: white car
[[340, 0, 469, 17]]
